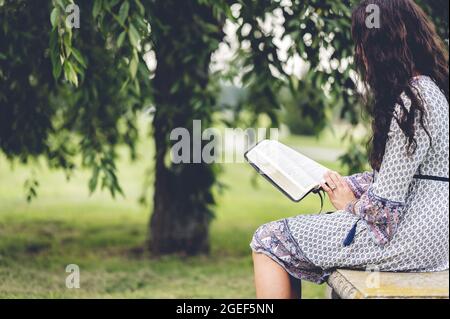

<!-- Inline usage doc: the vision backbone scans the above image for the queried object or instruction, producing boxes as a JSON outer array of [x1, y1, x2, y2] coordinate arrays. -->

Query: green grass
[[0, 131, 344, 299]]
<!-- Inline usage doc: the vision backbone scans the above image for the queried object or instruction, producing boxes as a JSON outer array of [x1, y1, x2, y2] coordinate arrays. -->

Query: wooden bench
[[327, 269, 449, 299]]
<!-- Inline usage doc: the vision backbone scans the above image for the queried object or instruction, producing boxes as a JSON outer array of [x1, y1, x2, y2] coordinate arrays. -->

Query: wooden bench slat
[[327, 269, 449, 299]]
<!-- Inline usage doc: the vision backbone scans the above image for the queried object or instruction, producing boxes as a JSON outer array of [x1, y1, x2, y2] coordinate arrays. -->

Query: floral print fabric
[[250, 219, 330, 284], [346, 188, 405, 246], [344, 171, 374, 199]]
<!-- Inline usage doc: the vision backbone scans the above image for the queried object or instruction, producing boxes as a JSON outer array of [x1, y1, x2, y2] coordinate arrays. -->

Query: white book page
[[246, 140, 328, 201], [280, 142, 328, 186], [247, 148, 305, 198]]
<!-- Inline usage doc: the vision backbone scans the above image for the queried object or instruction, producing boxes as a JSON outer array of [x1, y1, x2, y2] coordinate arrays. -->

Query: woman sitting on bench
[[251, 0, 449, 299]]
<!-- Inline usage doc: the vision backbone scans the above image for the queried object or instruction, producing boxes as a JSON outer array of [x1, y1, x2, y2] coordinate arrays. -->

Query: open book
[[245, 140, 328, 202]]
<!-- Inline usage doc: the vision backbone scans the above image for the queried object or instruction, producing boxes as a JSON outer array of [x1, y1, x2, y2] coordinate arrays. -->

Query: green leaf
[[129, 55, 138, 79], [63, 32, 72, 57], [128, 23, 140, 47], [118, 1, 130, 25], [64, 62, 78, 87], [54, 0, 65, 10], [53, 60, 62, 80], [134, 0, 145, 15], [92, 0, 103, 18], [49, 30, 62, 80], [50, 8, 60, 29], [89, 166, 100, 194], [134, 78, 141, 96], [117, 31, 126, 48], [71, 48, 87, 69]]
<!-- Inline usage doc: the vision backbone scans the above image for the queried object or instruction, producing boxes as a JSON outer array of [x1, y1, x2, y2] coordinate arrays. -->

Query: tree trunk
[[148, 1, 224, 256], [150, 148, 213, 255]]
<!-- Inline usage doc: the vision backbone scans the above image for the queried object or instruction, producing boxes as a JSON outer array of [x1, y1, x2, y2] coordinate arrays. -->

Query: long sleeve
[[346, 95, 432, 246], [344, 171, 374, 199]]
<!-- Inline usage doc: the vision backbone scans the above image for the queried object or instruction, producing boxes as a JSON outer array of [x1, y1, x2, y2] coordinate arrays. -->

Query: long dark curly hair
[[352, 0, 449, 171]]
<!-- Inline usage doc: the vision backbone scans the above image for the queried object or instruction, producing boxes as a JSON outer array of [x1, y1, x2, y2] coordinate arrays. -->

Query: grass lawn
[[0, 132, 344, 299]]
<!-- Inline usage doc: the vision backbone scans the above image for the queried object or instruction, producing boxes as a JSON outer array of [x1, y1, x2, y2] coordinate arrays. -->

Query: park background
[[0, 0, 448, 298]]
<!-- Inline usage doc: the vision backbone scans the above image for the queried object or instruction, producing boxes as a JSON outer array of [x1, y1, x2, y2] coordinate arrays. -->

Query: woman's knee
[[250, 220, 285, 255], [251, 222, 273, 248]]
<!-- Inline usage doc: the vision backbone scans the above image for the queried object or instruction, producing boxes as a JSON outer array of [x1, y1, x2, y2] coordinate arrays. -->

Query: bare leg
[[252, 252, 301, 299]]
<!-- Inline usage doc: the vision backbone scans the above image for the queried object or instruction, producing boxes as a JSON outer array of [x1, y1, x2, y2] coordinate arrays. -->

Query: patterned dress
[[250, 76, 449, 284]]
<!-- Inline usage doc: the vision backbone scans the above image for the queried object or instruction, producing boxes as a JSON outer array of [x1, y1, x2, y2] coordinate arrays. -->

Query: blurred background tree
[[279, 81, 327, 136], [1, 0, 448, 256]]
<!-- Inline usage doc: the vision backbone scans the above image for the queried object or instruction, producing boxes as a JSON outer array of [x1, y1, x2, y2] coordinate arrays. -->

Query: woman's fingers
[[324, 171, 337, 190], [321, 183, 334, 199], [329, 171, 344, 188], [322, 171, 355, 211]]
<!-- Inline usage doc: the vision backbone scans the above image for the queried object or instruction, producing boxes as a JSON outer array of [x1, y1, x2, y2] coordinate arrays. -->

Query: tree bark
[[150, 144, 212, 255], [148, 1, 224, 256]]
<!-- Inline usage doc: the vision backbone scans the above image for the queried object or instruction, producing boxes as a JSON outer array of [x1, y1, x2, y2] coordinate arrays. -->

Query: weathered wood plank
[[327, 270, 449, 299]]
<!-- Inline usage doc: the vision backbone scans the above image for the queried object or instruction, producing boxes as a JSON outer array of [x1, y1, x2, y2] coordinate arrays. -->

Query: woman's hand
[[320, 171, 356, 211]]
